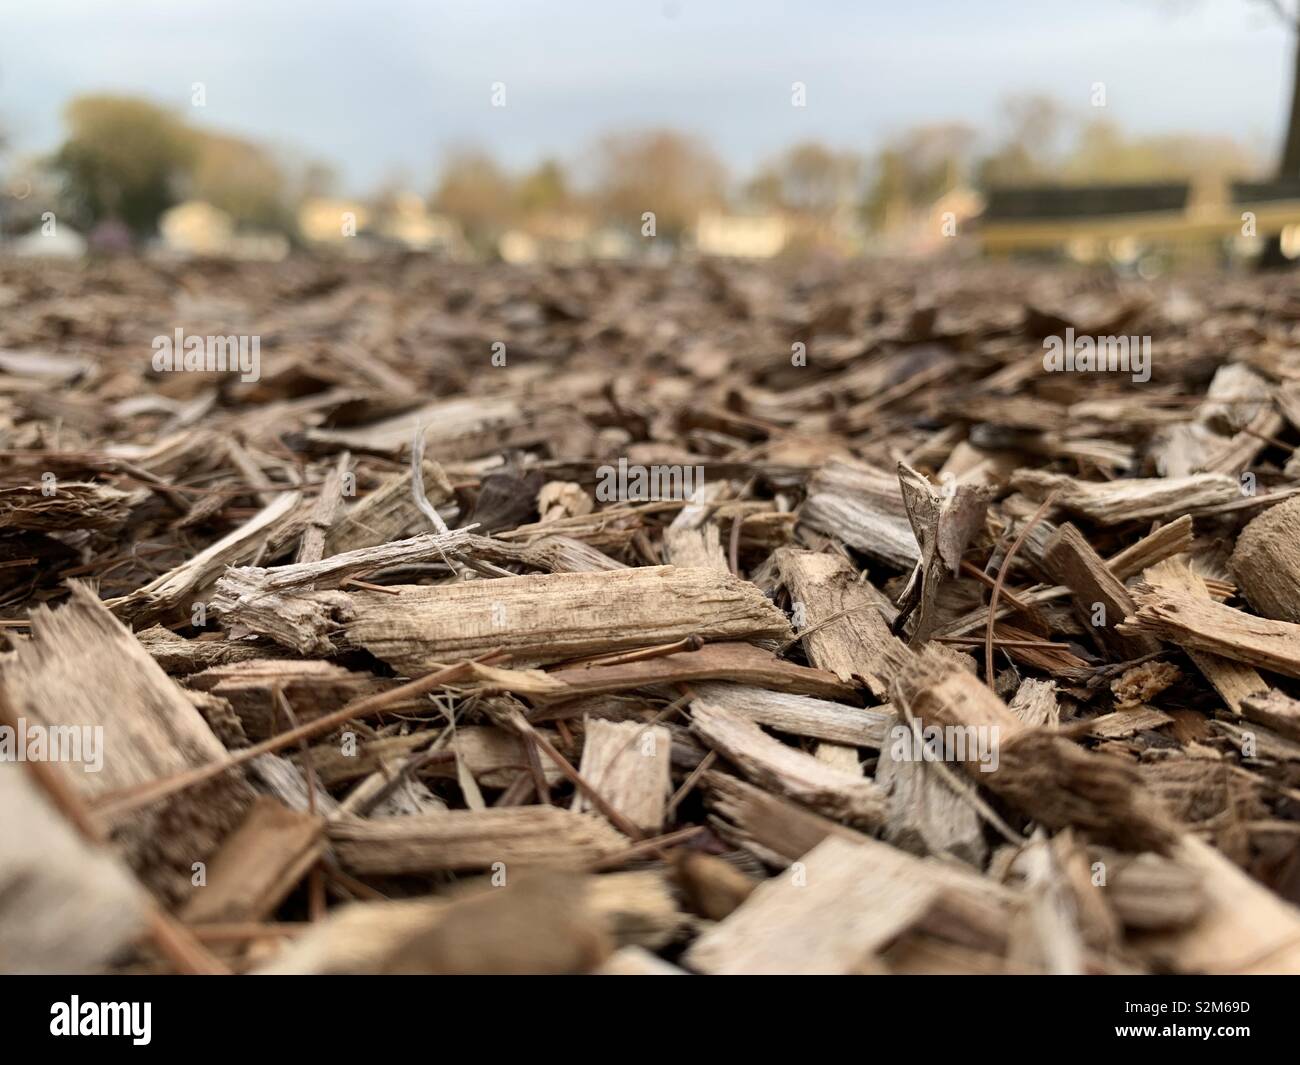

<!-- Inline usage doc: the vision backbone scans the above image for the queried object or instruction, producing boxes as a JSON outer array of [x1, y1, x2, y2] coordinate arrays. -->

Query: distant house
[[157, 200, 289, 261], [160, 201, 234, 256], [866, 184, 982, 256], [7, 223, 87, 259], [696, 210, 788, 258], [972, 181, 1299, 262], [498, 230, 540, 264], [298, 198, 370, 245], [375, 193, 460, 253], [588, 227, 636, 259], [927, 186, 984, 243], [498, 214, 595, 263]]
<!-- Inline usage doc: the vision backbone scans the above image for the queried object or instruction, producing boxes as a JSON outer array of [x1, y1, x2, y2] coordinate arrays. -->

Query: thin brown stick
[[505, 710, 644, 839], [586, 825, 707, 871], [985, 490, 1060, 690], [556, 634, 703, 671], [92, 650, 508, 822], [936, 635, 1071, 650], [667, 749, 717, 819]]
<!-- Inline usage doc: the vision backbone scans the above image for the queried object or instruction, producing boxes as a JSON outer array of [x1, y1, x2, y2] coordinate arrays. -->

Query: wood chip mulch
[[3, 255, 1300, 974]]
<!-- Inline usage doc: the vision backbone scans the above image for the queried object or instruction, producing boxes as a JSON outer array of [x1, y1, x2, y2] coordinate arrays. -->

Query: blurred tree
[[51, 94, 195, 236], [864, 123, 975, 230], [592, 129, 726, 239], [189, 131, 291, 231], [1060, 119, 1253, 184], [516, 158, 570, 215], [432, 147, 515, 249], [1254, 0, 1300, 266], [748, 142, 862, 217], [296, 160, 339, 201], [369, 166, 413, 223], [976, 94, 1065, 186], [862, 148, 907, 231]]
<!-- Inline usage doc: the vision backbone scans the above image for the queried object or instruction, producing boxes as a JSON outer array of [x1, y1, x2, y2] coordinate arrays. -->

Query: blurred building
[[158, 200, 289, 260], [374, 193, 461, 253], [499, 214, 596, 263], [160, 200, 233, 255], [298, 197, 370, 245], [973, 180, 1300, 267], [696, 210, 788, 258], [6, 224, 86, 258]]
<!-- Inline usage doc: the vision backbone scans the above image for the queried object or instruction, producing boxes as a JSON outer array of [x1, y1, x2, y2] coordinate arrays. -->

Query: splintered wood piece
[[703, 772, 871, 867], [690, 701, 886, 828], [799, 458, 919, 568], [296, 451, 351, 563], [258, 870, 610, 974], [1133, 835, 1300, 974], [348, 565, 790, 670], [876, 736, 987, 867], [894, 462, 988, 645], [1007, 678, 1060, 727], [1087, 706, 1173, 739], [814, 742, 863, 773], [684, 837, 939, 974], [585, 869, 689, 950], [469, 533, 628, 574], [0, 481, 133, 532], [0, 764, 147, 975], [325, 461, 453, 556], [2, 584, 254, 902], [1135, 558, 1267, 713], [136, 625, 282, 675], [220, 565, 791, 668], [1122, 585, 1300, 680], [690, 682, 891, 747], [572, 719, 672, 834], [594, 946, 687, 975], [187, 659, 401, 740], [1041, 522, 1160, 658], [664, 482, 729, 572], [328, 806, 630, 874], [109, 490, 301, 622], [1006, 833, 1087, 974], [1106, 514, 1193, 582], [671, 851, 758, 920], [211, 527, 479, 651], [304, 394, 565, 458], [1240, 690, 1300, 743], [1013, 470, 1239, 524], [1229, 494, 1300, 623], [472, 642, 854, 703], [894, 649, 1177, 852], [773, 548, 904, 697], [310, 727, 564, 789], [180, 798, 324, 925], [1093, 849, 1205, 931]]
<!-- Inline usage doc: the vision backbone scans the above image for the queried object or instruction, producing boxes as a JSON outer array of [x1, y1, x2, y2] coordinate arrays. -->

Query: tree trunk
[[1260, 28, 1300, 269]]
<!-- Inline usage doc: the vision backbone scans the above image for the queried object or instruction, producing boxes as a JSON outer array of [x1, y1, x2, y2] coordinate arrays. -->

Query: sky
[[0, 0, 1294, 193]]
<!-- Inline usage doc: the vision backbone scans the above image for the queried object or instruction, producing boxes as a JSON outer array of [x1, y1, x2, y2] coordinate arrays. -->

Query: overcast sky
[[0, 0, 1292, 192]]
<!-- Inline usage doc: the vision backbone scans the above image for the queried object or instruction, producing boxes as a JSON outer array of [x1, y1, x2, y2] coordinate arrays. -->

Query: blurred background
[[3, 0, 1300, 270]]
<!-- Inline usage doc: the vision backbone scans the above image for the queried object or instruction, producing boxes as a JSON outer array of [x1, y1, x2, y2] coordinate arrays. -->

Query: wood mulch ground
[[3, 254, 1300, 974]]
